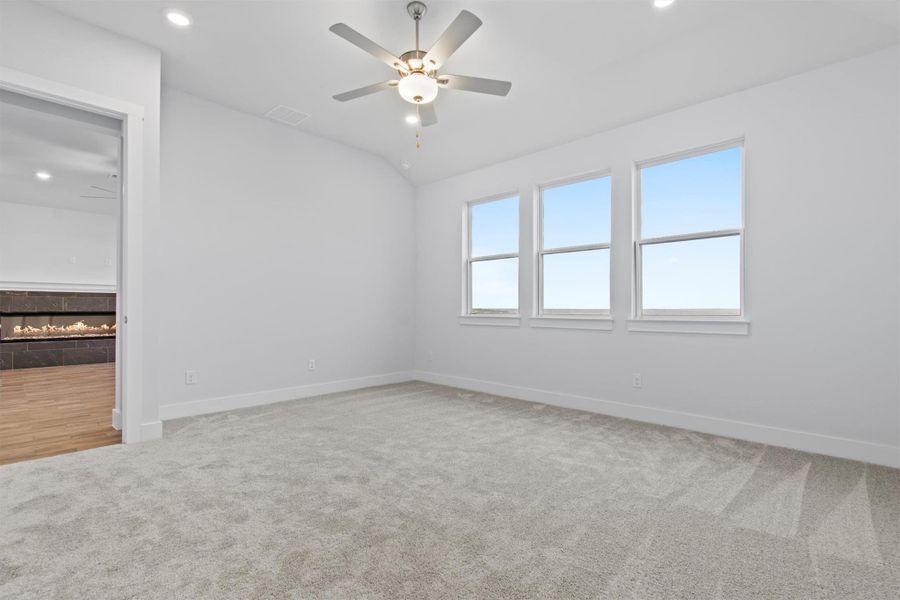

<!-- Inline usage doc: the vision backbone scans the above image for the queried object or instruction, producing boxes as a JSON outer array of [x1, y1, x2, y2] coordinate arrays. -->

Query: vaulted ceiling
[[41, 0, 900, 184]]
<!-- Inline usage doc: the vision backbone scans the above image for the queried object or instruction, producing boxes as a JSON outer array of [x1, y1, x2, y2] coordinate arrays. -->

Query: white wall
[[0, 201, 117, 288], [0, 0, 162, 433], [0, 2, 415, 432], [414, 47, 900, 467], [157, 89, 415, 417]]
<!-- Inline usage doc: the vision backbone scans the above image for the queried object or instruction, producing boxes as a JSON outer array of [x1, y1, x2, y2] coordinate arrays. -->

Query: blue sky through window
[[543, 176, 611, 248], [544, 249, 609, 310], [469, 146, 741, 313], [642, 236, 740, 310], [470, 196, 519, 310], [640, 145, 742, 311], [471, 257, 518, 310], [541, 175, 611, 310], [471, 196, 518, 257], [641, 146, 741, 238]]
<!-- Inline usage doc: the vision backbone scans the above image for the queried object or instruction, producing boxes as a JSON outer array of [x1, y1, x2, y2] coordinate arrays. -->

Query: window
[[538, 174, 611, 314], [635, 142, 743, 317], [466, 195, 519, 314]]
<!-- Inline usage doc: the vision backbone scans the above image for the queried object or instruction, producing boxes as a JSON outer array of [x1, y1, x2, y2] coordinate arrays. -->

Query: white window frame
[[463, 192, 520, 316], [633, 138, 746, 322], [536, 170, 612, 317]]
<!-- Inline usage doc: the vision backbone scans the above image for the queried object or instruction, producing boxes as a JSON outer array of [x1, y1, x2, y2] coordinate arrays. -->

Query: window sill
[[626, 318, 749, 336], [459, 314, 521, 327], [530, 316, 614, 331]]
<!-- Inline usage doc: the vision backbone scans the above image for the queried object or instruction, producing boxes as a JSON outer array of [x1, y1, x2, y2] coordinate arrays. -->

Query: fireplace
[[1, 313, 116, 341], [0, 291, 117, 370]]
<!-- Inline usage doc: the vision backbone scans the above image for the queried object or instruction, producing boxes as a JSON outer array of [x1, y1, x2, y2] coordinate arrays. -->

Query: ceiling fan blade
[[329, 23, 408, 72], [333, 80, 398, 102], [438, 74, 512, 96], [422, 10, 482, 70], [418, 103, 437, 127]]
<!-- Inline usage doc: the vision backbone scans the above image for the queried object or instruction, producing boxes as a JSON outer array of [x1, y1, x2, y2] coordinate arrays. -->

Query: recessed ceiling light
[[405, 114, 419, 125], [653, 0, 675, 8], [35, 171, 52, 181], [165, 9, 192, 27]]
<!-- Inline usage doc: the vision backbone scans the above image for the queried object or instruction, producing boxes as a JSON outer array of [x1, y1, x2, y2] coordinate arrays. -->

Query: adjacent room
[[0, 1, 898, 598], [0, 90, 122, 464]]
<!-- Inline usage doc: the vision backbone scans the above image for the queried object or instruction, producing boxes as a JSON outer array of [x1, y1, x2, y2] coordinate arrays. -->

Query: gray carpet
[[1, 381, 898, 599]]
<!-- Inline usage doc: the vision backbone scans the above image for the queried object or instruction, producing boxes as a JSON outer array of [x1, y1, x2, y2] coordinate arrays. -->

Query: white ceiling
[[0, 92, 121, 215], [40, 0, 899, 185]]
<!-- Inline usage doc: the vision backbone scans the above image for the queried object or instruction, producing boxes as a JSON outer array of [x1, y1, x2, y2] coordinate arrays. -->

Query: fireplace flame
[[10, 320, 116, 340]]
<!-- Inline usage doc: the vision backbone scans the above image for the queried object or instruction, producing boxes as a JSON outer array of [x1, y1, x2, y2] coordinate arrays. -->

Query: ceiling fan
[[79, 185, 116, 200], [329, 2, 511, 128]]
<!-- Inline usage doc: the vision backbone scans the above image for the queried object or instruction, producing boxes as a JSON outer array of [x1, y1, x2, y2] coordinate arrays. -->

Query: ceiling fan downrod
[[407, 1, 427, 53], [408, 2, 428, 149]]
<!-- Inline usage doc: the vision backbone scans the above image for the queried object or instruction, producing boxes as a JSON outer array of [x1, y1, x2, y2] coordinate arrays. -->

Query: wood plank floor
[[0, 363, 119, 465]]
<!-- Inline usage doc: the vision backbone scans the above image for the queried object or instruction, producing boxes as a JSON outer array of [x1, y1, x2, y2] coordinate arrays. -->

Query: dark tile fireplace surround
[[0, 291, 116, 370]]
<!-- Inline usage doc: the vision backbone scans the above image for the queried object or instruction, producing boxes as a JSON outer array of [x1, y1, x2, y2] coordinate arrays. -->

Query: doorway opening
[[0, 84, 132, 464]]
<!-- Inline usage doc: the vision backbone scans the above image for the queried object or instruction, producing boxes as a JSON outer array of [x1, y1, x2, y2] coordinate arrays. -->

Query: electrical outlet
[[185, 370, 198, 385], [632, 373, 642, 389], [308, 359, 316, 371]]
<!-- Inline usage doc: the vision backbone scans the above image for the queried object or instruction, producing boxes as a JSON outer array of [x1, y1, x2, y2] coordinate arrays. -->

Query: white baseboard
[[413, 370, 900, 469], [158, 371, 415, 421], [111, 408, 122, 431], [140, 420, 163, 441]]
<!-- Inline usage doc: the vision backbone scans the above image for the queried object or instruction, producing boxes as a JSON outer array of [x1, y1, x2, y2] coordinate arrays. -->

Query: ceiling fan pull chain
[[416, 103, 421, 149]]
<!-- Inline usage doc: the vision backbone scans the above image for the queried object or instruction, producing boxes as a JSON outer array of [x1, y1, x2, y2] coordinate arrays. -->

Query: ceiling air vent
[[264, 105, 310, 127]]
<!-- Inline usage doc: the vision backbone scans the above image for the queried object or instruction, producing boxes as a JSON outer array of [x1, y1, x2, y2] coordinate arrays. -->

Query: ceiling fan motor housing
[[399, 50, 429, 74]]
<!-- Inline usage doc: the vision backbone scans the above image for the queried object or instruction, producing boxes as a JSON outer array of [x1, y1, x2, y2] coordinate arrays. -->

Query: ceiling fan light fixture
[[653, 0, 675, 8], [398, 72, 438, 104]]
